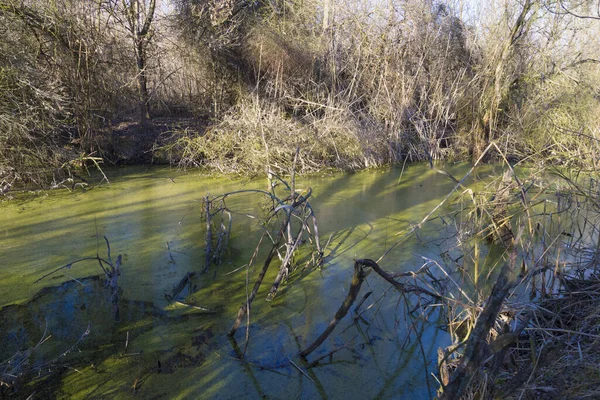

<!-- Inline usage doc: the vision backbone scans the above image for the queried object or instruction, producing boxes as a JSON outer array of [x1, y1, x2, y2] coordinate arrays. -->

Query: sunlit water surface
[[1, 163, 497, 399]]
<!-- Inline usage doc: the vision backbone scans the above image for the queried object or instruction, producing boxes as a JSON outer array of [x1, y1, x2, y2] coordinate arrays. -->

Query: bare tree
[[466, 0, 540, 158], [547, 0, 600, 20], [120, 0, 157, 124]]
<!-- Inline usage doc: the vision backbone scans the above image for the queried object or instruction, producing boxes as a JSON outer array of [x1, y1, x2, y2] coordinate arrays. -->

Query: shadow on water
[[0, 164, 489, 398], [0, 275, 230, 399], [0, 277, 162, 398]]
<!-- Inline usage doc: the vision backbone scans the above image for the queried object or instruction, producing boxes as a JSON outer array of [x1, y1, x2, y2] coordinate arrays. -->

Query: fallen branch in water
[[203, 196, 213, 273], [306, 335, 358, 368], [440, 237, 519, 400], [35, 236, 121, 285], [35, 236, 123, 320], [164, 271, 197, 301], [267, 212, 308, 301], [212, 210, 232, 270], [1, 319, 90, 391], [215, 150, 324, 338], [228, 209, 293, 336], [299, 257, 446, 359], [35, 257, 104, 283], [299, 260, 369, 358], [360, 259, 443, 301], [173, 300, 217, 313], [0, 318, 50, 389], [289, 358, 314, 383]]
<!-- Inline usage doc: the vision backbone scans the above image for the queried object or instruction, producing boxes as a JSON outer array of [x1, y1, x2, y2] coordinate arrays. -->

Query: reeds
[[434, 156, 600, 399]]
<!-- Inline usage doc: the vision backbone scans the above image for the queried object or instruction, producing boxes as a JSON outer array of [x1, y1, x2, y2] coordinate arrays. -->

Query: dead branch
[[165, 271, 197, 301], [299, 259, 369, 358], [212, 210, 232, 268], [440, 241, 519, 400], [173, 300, 217, 313], [35, 236, 121, 285], [228, 208, 294, 336], [307, 335, 358, 368], [359, 259, 443, 301], [203, 196, 213, 273], [267, 214, 308, 301], [310, 211, 323, 262]]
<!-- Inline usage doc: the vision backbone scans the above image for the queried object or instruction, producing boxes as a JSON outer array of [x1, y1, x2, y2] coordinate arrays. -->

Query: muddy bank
[[101, 117, 208, 165]]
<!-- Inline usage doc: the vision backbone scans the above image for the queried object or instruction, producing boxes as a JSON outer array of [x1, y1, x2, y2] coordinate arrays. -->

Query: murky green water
[[1, 163, 491, 399]]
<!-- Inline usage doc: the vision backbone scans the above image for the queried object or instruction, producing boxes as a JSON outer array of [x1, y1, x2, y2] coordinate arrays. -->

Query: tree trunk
[[472, 0, 536, 160], [135, 39, 150, 124], [123, 0, 156, 125]]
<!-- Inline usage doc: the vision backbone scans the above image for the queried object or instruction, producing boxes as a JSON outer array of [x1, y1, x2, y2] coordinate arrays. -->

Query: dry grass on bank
[[158, 96, 390, 175]]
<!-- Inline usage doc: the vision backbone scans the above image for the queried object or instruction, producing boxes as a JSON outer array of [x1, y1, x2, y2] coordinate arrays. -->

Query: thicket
[[1, 0, 599, 184]]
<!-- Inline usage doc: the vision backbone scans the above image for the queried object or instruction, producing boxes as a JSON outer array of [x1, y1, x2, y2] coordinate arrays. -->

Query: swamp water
[[1, 163, 495, 399]]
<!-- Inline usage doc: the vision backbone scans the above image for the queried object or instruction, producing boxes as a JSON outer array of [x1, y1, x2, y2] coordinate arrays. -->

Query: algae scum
[[0, 164, 484, 399]]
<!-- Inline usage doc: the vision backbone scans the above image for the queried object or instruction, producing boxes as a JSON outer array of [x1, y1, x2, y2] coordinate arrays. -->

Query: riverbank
[[434, 166, 600, 399], [453, 273, 600, 400]]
